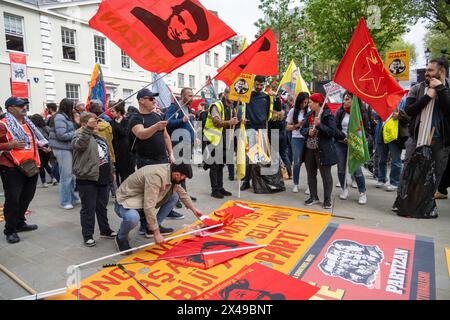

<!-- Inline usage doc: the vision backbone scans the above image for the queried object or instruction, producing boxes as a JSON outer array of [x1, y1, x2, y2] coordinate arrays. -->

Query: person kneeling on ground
[[72, 112, 117, 247], [114, 163, 204, 254]]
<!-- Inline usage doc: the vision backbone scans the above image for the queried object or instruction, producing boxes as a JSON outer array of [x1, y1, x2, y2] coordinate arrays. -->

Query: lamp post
[[425, 47, 431, 66]]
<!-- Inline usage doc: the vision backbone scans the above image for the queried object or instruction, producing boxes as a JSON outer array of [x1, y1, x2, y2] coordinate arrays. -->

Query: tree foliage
[[303, 0, 421, 62], [424, 28, 450, 59], [254, 0, 315, 82], [415, 0, 450, 34]]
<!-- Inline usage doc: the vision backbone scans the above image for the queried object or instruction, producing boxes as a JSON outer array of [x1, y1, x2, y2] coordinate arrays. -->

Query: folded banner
[[196, 263, 319, 300], [215, 29, 278, 86], [333, 17, 405, 121], [158, 237, 264, 269], [290, 223, 436, 300], [89, 0, 236, 73]]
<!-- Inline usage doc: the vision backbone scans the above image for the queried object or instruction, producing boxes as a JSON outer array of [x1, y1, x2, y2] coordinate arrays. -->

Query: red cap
[[310, 93, 325, 104]]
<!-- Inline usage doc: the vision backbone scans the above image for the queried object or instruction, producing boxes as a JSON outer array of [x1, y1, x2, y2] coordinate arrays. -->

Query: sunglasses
[[144, 97, 156, 102]]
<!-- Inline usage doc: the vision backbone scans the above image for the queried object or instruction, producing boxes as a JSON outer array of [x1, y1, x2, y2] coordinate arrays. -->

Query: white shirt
[[286, 108, 306, 139], [341, 113, 350, 135]]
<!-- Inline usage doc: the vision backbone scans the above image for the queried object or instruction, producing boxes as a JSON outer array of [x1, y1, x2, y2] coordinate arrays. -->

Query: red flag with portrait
[[215, 29, 278, 86], [333, 18, 405, 121], [196, 263, 319, 300], [158, 237, 265, 269], [89, 0, 236, 73]]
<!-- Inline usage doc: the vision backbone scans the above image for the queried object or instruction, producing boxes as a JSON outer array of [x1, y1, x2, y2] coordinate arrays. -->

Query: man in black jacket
[[397, 58, 450, 212]]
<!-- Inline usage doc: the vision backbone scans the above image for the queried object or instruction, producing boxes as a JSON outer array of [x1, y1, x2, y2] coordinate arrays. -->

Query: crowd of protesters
[[0, 58, 448, 252]]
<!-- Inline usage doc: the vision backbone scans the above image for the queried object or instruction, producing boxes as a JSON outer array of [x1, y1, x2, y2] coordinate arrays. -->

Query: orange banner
[[9, 53, 29, 99], [52, 201, 331, 300]]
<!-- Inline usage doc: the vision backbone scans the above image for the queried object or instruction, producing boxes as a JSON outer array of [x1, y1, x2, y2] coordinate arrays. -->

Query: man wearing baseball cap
[[0, 97, 48, 243]]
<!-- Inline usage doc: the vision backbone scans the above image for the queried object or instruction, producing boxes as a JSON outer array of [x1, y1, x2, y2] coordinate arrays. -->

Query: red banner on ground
[[9, 53, 28, 99], [158, 237, 263, 269], [215, 29, 278, 86], [290, 223, 436, 300], [89, 0, 236, 73], [196, 262, 319, 300], [333, 18, 404, 121]]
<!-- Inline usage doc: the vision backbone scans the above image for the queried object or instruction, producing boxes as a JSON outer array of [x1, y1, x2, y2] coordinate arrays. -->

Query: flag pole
[[167, 90, 196, 133]]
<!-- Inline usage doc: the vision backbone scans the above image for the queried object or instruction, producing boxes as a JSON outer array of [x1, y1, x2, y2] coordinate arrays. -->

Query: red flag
[[159, 237, 264, 269], [196, 263, 319, 300], [89, 0, 236, 73], [333, 18, 405, 121], [215, 29, 278, 86]]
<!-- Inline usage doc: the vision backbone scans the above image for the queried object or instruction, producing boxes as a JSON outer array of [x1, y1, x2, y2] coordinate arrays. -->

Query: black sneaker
[[139, 224, 149, 235], [304, 198, 320, 206], [323, 200, 332, 210], [220, 189, 233, 197], [115, 235, 132, 255], [167, 211, 185, 220], [16, 224, 38, 233], [145, 226, 174, 238], [84, 238, 96, 247], [6, 233, 20, 244], [211, 191, 224, 199], [240, 182, 251, 191], [190, 196, 197, 202], [175, 201, 183, 209], [228, 176, 235, 181], [100, 230, 118, 239]]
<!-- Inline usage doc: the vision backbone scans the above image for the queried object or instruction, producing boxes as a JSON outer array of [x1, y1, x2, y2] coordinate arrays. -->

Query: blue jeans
[[377, 141, 402, 187], [335, 142, 366, 193], [291, 138, 305, 185], [115, 192, 180, 240], [53, 149, 79, 206]]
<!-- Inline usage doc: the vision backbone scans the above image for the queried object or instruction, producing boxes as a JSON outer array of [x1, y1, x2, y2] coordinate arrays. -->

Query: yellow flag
[[240, 37, 248, 51], [279, 60, 310, 97]]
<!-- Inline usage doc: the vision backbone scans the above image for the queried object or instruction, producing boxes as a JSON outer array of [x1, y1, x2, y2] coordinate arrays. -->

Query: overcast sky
[[201, 0, 429, 68]]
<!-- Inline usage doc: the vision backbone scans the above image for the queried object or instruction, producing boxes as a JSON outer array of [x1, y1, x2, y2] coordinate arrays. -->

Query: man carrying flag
[[203, 87, 238, 199], [334, 92, 370, 205]]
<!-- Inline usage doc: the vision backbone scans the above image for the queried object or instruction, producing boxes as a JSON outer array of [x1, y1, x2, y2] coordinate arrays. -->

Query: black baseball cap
[[171, 163, 193, 179], [136, 89, 159, 100], [5, 97, 29, 108]]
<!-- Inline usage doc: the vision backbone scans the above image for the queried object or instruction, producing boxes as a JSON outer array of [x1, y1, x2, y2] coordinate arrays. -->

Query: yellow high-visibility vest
[[265, 92, 274, 120], [203, 100, 225, 146]]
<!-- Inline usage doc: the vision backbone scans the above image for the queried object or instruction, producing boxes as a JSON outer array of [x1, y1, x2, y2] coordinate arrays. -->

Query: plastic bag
[[383, 118, 399, 144], [395, 146, 438, 219], [251, 165, 286, 194]]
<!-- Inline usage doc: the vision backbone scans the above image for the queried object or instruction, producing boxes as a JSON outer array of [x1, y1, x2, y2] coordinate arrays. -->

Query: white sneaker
[[305, 187, 310, 195], [292, 185, 299, 193], [340, 188, 349, 200], [351, 180, 357, 189], [62, 204, 74, 210], [39, 183, 49, 188], [376, 182, 386, 188], [358, 193, 368, 205], [336, 182, 341, 188], [385, 184, 398, 192]]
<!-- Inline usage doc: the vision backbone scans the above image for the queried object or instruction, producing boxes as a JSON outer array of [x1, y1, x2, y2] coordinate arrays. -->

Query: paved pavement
[[0, 165, 449, 300]]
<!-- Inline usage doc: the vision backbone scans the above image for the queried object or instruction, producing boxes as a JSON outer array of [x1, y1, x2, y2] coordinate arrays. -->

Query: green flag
[[348, 96, 370, 175]]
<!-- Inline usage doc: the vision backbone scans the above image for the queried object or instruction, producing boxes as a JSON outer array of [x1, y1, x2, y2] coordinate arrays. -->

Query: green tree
[[254, 0, 315, 82], [414, 0, 450, 34], [303, 0, 421, 62], [424, 28, 450, 59]]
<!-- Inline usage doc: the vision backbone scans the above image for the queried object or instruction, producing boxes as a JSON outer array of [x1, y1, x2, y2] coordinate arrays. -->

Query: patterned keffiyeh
[[5, 112, 48, 148]]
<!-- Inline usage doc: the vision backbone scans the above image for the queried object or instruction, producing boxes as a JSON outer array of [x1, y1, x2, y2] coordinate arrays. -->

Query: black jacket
[[404, 79, 450, 147], [300, 107, 338, 166]]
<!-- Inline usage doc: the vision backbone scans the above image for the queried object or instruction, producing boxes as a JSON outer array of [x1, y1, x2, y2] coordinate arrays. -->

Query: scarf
[[5, 112, 49, 149]]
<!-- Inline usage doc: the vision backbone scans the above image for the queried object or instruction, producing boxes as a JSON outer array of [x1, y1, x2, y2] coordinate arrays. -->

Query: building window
[[66, 84, 80, 103], [121, 50, 131, 69], [226, 46, 232, 62], [214, 80, 219, 94], [4, 13, 24, 52], [214, 53, 219, 67], [61, 27, 76, 60], [189, 75, 195, 89], [94, 35, 106, 65], [123, 89, 133, 108], [205, 51, 211, 65], [178, 73, 185, 88]]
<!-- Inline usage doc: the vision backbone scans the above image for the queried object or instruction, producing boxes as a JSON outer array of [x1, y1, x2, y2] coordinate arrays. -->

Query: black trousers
[[38, 150, 54, 183], [0, 166, 38, 236], [210, 163, 224, 193], [438, 156, 450, 195], [77, 182, 111, 240], [304, 148, 333, 202]]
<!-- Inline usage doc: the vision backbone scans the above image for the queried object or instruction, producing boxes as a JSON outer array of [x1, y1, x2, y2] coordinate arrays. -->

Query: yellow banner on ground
[[52, 201, 331, 300], [229, 74, 255, 104], [386, 49, 410, 81], [446, 248, 450, 277]]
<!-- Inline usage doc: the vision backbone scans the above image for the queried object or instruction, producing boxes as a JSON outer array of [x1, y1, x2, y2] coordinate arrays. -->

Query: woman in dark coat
[[110, 101, 136, 185], [300, 93, 337, 209]]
